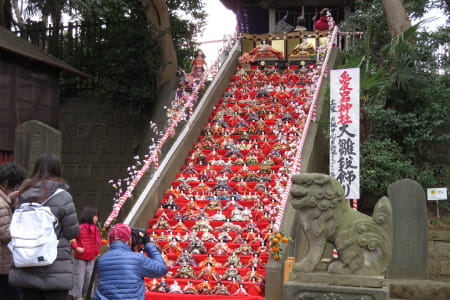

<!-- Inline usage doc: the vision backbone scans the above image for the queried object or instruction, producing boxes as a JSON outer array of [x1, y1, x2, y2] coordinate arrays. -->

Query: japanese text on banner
[[330, 68, 360, 199]]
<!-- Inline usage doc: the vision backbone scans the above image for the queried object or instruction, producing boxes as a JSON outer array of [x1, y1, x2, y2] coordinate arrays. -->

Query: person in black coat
[[9, 154, 79, 300]]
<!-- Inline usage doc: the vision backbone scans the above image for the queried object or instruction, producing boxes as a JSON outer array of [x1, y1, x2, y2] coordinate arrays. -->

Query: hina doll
[[232, 232, 246, 244], [185, 237, 207, 255], [182, 281, 198, 294], [234, 240, 255, 255], [232, 284, 250, 296], [215, 219, 242, 232], [197, 279, 213, 295], [192, 217, 214, 231], [171, 220, 188, 231], [230, 207, 244, 222], [198, 253, 223, 268], [201, 230, 218, 243], [174, 260, 196, 279], [221, 264, 242, 281], [241, 206, 253, 222], [224, 251, 243, 267], [162, 195, 179, 209], [155, 278, 170, 293], [242, 266, 265, 284], [245, 253, 266, 268], [175, 249, 197, 267], [211, 210, 227, 221], [168, 281, 183, 294], [196, 263, 221, 281], [208, 239, 233, 255], [191, 49, 207, 79], [213, 282, 231, 295], [244, 228, 257, 242], [162, 238, 183, 256], [152, 216, 171, 230], [217, 231, 233, 242]]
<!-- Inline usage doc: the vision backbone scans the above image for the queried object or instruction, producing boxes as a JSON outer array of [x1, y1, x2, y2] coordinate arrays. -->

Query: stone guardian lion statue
[[289, 173, 393, 276]]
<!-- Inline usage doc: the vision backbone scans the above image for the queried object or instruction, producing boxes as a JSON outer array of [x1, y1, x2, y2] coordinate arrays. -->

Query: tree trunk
[[49, 2, 63, 57], [140, 0, 178, 90], [10, 0, 24, 29], [380, 0, 411, 38]]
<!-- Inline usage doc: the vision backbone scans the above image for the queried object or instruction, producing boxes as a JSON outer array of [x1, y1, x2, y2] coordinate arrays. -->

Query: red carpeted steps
[[144, 64, 315, 299]]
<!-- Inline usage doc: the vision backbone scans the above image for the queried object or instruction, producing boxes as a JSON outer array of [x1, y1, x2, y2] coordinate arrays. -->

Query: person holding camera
[[94, 223, 167, 300]]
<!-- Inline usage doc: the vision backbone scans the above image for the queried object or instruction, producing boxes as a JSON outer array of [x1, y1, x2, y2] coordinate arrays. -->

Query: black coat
[[9, 179, 79, 290]]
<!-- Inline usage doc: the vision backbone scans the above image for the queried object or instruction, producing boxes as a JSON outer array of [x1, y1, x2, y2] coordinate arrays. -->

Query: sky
[[414, 7, 448, 31], [195, 0, 237, 65]]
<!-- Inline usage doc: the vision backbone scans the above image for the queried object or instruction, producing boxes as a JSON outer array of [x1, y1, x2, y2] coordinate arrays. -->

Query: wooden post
[[283, 256, 295, 283], [269, 8, 276, 33]]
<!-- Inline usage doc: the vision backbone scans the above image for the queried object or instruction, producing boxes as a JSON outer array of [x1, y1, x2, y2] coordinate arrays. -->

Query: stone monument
[[284, 173, 393, 300], [386, 179, 428, 279], [14, 120, 62, 174]]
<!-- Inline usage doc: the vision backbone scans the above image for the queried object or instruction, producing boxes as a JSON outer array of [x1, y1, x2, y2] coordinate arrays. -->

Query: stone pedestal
[[14, 120, 61, 174], [284, 273, 389, 300]]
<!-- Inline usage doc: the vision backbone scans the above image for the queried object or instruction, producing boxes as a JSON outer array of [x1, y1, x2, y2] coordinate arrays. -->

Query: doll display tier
[[144, 63, 317, 299]]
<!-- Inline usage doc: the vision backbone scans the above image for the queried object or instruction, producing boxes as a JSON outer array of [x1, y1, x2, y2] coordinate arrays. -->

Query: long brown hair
[[19, 153, 66, 201]]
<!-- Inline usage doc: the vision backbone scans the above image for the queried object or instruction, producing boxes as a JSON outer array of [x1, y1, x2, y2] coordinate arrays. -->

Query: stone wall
[[59, 97, 147, 219], [428, 229, 450, 282]]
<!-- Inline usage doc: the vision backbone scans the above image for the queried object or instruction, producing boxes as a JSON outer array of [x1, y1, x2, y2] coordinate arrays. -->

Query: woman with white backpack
[[8, 153, 79, 300]]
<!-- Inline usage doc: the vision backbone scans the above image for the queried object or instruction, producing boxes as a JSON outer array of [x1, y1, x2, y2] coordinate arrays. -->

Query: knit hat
[[108, 223, 131, 243]]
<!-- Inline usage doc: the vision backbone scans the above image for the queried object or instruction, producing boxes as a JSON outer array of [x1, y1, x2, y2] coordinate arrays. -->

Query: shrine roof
[[0, 26, 87, 77]]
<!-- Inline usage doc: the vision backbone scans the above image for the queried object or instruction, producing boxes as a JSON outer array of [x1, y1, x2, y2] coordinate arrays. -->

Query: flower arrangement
[[269, 231, 291, 260], [238, 52, 255, 65]]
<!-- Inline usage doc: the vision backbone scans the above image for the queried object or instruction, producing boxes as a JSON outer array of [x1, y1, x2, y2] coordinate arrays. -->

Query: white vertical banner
[[330, 68, 360, 199]]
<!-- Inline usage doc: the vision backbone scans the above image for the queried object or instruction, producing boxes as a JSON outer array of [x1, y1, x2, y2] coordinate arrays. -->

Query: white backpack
[[8, 188, 64, 268]]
